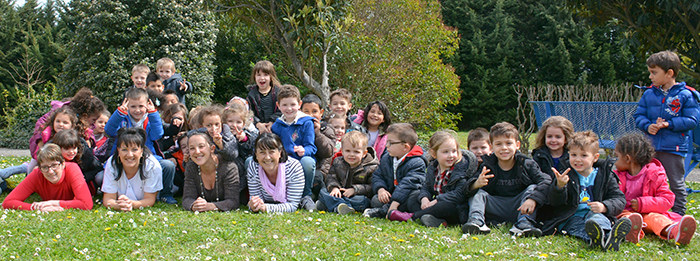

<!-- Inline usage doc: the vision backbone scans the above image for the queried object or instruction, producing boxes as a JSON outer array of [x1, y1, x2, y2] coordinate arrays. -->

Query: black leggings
[[412, 200, 461, 225]]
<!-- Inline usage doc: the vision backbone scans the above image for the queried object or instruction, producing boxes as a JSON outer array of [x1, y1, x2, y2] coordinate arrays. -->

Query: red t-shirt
[[2, 162, 93, 210]]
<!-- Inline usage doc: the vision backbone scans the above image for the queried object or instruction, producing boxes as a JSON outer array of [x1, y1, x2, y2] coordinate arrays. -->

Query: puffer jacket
[[419, 150, 478, 205], [634, 82, 700, 153], [371, 145, 427, 205], [615, 158, 681, 222], [325, 147, 379, 196]]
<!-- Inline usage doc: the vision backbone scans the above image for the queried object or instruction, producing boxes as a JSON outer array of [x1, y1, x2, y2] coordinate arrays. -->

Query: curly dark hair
[[615, 132, 656, 166], [68, 87, 105, 119]]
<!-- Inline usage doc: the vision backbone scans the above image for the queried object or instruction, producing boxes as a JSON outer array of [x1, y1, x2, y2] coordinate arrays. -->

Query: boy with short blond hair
[[634, 50, 700, 216], [363, 123, 426, 218], [317, 131, 379, 214], [542, 131, 630, 251], [156, 57, 192, 104], [468, 127, 491, 164], [329, 88, 365, 133], [130, 64, 150, 89], [462, 122, 551, 237], [271, 84, 317, 210]]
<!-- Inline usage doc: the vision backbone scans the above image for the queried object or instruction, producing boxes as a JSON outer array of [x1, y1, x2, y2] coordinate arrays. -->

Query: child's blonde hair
[[132, 64, 150, 74], [188, 106, 204, 129], [250, 60, 281, 87], [615, 133, 656, 166], [342, 131, 368, 149], [534, 116, 574, 150], [569, 131, 599, 153], [224, 102, 251, 127], [429, 130, 463, 162], [156, 57, 175, 71]]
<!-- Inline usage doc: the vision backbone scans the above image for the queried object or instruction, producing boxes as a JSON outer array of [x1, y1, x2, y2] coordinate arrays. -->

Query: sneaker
[[509, 218, 542, 237], [388, 210, 414, 222], [336, 203, 355, 215], [668, 215, 697, 246], [159, 196, 178, 205], [605, 217, 631, 252], [626, 213, 644, 243], [461, 218, 491, 234], [300, 196, 316, 211], [420, 214, 447, 228], [362, 207, 387, 218], [315, 200, 327, 211], [585, 219, 605, 250]]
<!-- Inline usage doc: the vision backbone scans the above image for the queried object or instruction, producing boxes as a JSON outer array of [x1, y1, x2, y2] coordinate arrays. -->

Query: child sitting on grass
[[543, 131, 630, 252], [363, 123, 426, 218], [614, 133, 696, 245], [462, 122, 551, 237], [317, 131, 379, 214], [467, 127, 491, 164], [388, 131, 478, 227]]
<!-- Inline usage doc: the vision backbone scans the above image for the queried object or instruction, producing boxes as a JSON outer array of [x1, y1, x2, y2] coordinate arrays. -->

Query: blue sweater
[[105, 107, 164, 160], [271, 112, 317, 160], [634, 82, 700, 154]]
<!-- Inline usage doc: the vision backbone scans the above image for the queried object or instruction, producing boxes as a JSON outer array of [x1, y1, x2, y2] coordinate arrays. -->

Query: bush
[[0, 85, 61, 149]]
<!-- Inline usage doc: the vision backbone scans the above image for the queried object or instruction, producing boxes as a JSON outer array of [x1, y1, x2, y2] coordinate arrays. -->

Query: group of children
[[1, 50, 699, 251]]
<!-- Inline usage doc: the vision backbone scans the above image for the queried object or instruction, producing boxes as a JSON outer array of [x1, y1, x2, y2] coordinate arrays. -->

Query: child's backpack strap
[[460, 149, 478, 178], [684, 85, 700, 103]]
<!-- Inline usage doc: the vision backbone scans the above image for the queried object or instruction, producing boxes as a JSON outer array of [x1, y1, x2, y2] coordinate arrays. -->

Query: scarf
[[259, 162, 287, 203]]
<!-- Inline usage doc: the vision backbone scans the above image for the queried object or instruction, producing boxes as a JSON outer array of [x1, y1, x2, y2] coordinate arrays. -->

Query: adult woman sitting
[[2, 144, 93, 211], [182, 130, 239, 212], [247, 133, 305, 213], [102, 128, 162, 211]]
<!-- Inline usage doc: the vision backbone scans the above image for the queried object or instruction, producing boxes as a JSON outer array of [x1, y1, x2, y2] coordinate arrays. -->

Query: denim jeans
[[561, 211, 612, 242], [158, 159, 176, 198], [298, 156, 316, 198], [318, 187, 370, 212]]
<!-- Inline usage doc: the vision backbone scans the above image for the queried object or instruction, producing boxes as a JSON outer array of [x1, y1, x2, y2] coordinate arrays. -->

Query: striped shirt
[[247, 157, 304, 213]]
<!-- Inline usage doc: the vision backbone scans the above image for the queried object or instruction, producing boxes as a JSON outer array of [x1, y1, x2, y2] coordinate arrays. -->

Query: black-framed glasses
[[39, 162, 62, 172], [386, 140, 405, 147]]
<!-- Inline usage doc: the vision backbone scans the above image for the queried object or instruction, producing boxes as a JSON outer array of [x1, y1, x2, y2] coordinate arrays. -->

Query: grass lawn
[[1, 155, 699, 260]]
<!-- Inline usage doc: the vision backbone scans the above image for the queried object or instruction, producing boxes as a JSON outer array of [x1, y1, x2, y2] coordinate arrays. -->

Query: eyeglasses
[[40, 163, 62, 172], [386, 140, 405, 147]]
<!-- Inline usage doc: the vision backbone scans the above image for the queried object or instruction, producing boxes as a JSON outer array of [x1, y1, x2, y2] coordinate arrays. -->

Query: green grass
[[1, 156, 699, 260]]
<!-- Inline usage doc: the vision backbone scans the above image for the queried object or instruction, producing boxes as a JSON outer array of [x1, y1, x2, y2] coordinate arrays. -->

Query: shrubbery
[[0, 85, 61, 149]]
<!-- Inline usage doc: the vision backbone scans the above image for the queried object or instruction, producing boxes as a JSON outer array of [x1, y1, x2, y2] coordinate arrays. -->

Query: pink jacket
[[351, 109, 387, 156], [29, 100, 69, 158], [615, 158, 681, 221]]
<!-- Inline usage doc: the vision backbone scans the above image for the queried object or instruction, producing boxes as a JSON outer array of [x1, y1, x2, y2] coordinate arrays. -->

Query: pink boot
[[668, 215, 697, 246], [388, 210, 414, 222]]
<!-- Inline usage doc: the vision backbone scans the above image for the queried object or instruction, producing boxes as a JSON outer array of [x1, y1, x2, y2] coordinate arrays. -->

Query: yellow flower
[[636, 243, 641, 247], [232, 221, 237, 225], [397, 239, 405, 242], [354, 253, 361, 256], [52, 239, 57, 242], [170, 223, 174, 226], [319, 211, 326, 214], [409, 234, 415, 238], [94, 210, 99, 213], [472, 237, 479, 240], [485, 252, 493, 256], [539, 253, 548, 257], [143, 221, 147, 226], [58, 219, 63, 222], [295, 211, 300, 214], [354, 221, 360, 224], [104, 227, 111, 231], [690, 200, 696, 203]]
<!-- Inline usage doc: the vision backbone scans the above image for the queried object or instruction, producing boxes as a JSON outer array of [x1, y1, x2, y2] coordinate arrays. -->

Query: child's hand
[[172, 117, 183, 127], [119, 99, 129, 112], [587, 201, 607, 213], [656, 117, 669, 129], [630, 199, 639, 211], [180, 80, 188, 91], [146, 99, 156, 112], [420, 198, 431, 210], [552, 167, 571, 188], [212, 133, 223, 149], [294, 146, 305, 157], [387, 201, 400, 218], [378, 188, 392, 204], [341, 187, 355, 198], [648, 123, 661, 135], [312, 118, 321, 132], [233, 126, 247, 142], [330, 188, 342, 198], [518, 198, 537, 215], [471, 167, 494, 190]]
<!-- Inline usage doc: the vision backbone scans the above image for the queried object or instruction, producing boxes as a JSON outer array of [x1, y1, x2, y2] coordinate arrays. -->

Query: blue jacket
[[162, 73, 193, 104], [105, 107, 164, 160], [271, 112, 317, 160], [634, 82, 700, 153], [371, 145, 427, 205]]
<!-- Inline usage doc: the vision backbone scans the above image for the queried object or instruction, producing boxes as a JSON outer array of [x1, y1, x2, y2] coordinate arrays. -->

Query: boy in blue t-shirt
[[271, 85, 317, 211], [634, 50, 700, 216]]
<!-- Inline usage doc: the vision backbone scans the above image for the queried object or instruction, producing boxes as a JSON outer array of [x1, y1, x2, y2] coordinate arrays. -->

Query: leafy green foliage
[[442, 0, 648, 130], [333, 0, 461, 130], [570, 0, 700, 84], [0, 85, 61, 149], [59, 0, 217, 109]]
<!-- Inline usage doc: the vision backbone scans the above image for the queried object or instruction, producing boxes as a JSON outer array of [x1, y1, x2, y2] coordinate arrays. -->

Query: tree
[[442, 0, 648, 130], [60, 0, 217, 109], [570, 0, 700, 83], [214, 0, 349, 104], [331, 0, 460, 129]]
